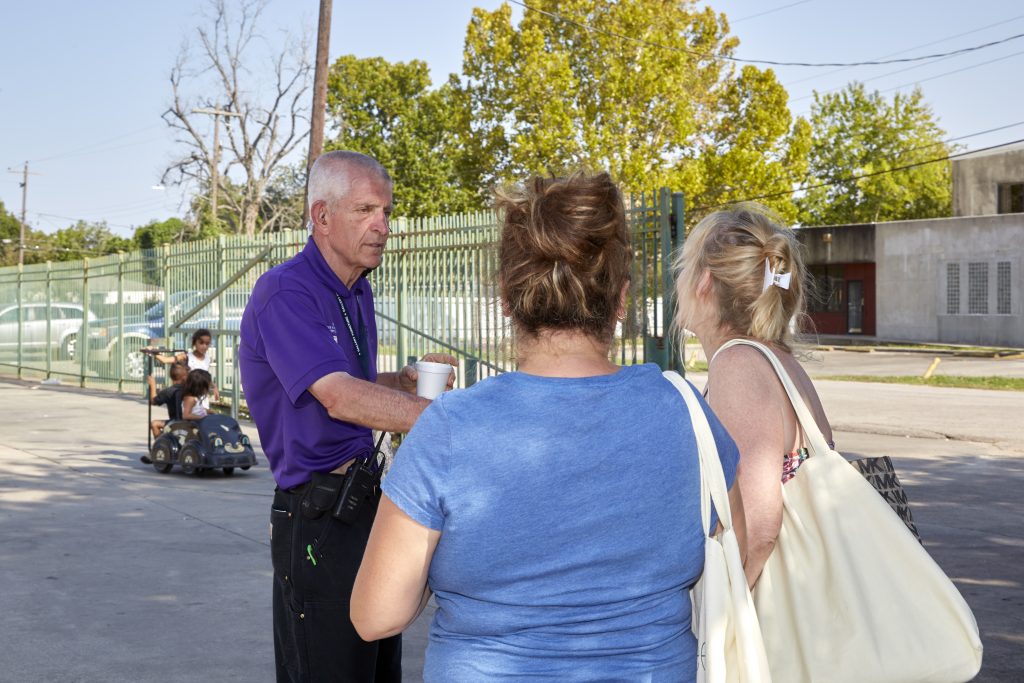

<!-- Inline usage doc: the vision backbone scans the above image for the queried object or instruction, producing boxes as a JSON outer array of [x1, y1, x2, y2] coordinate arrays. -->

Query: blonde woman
[[674, 204, 833, 587], [351, 173, 745, 681]]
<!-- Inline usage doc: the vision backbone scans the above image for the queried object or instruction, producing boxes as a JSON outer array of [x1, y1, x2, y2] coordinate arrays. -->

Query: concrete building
[[953, 141, 1024, 217], [798, 145, 1024, 347]]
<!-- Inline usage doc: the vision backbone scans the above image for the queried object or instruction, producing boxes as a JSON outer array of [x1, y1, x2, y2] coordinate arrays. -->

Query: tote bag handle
[[711, 339, 832, 457], [663, 371, 734, 535]]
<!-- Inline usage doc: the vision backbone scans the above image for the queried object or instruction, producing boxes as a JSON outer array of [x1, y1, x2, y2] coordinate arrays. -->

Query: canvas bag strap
[[663, 371, 734, 536], [711, 339, 832, 457]]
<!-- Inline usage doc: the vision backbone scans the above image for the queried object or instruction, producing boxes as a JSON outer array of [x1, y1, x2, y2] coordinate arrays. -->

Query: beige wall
[[876, 214, 1023, 346], [952, 148, 1024, 217]]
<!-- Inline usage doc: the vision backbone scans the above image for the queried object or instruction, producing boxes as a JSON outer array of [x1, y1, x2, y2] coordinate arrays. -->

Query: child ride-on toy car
[[150, 414, 257, 476]]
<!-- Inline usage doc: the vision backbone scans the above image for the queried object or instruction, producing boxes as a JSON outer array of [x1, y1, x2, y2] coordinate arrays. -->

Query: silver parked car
[[0, 303, 93, 359]]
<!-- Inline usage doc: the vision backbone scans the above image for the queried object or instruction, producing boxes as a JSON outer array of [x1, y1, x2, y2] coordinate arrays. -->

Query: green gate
[[0, 188, 684, 398]]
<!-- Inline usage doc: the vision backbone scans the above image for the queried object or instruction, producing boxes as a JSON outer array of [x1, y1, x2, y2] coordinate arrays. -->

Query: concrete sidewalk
[[0, 375, 1021, 681]]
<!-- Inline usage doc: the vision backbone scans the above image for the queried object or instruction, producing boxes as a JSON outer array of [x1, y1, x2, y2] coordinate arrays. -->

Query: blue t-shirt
[[239, 237, 378, 489], [383, 364, 739, 682]]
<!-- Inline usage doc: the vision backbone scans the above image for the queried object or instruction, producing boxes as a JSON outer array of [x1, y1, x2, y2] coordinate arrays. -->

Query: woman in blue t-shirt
[[351, 172, 746, 682]]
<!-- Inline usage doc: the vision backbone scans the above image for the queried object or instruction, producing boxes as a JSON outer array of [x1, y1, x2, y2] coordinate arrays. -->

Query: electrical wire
[[32, 212, 141, 231], [27, 124, 165, 164], [878, 48, 1024, 95], [691, 136, 1024, 213], [785, 13, 1024, 87], [792, 47, 1024, 105], [508, 0, 1024, 68], [730, 1, 812, 25]]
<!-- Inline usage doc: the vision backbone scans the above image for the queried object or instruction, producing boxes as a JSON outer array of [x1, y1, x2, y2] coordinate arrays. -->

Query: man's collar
[[302, 236, 365, 295]]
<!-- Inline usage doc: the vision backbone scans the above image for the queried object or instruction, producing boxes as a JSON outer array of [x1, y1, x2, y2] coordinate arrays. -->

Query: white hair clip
[[763, 258, 791, 292]]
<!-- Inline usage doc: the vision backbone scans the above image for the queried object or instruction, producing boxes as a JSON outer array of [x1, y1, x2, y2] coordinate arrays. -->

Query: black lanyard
[[335, 292, 371, 379]]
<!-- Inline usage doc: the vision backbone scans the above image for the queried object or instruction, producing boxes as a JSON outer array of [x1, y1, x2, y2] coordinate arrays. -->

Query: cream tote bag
[[715, 339, 983, 683], [663, 371, 772, 683]]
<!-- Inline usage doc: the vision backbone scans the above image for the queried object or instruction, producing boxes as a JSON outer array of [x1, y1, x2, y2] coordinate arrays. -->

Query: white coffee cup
[[415, 361, 454, 399]]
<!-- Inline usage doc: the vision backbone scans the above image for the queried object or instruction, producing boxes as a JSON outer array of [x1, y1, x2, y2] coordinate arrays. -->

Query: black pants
[[271, 484, 402, 683]]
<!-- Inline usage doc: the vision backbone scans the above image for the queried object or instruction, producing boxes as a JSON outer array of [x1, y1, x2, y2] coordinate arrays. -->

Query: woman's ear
[[696, 269, 714, 300], [616, 281, 630, 320]]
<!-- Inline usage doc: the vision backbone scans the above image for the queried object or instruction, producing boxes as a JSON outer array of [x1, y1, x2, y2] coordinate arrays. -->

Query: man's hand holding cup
[[399, 353, 458, 399]]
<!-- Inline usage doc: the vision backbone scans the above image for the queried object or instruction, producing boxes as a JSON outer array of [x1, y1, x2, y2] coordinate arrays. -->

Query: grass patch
[[817, 374, 1024, 392]]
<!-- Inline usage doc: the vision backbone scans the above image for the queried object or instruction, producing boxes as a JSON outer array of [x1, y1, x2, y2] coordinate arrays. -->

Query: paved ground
[[1, 349, 1021, 682]]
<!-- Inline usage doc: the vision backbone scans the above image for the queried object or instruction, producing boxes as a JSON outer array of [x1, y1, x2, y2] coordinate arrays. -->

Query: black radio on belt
[[332, 457, 378, 524], [300, 432, 386, 524]]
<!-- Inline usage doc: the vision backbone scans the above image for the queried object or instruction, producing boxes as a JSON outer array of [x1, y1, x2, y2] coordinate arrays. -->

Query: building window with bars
[[968, 262, 989, 314], [998, 183, 1024, 214], [946, 263, 960, 315], [997, 261, 1012, 315]]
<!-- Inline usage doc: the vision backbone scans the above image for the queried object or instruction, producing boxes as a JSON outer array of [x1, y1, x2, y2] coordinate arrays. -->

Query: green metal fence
[[0, 189, 682, 405]]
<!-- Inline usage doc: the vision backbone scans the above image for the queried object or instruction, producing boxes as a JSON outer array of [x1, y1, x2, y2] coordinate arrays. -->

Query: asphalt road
[[0, 349, 1021, 682]]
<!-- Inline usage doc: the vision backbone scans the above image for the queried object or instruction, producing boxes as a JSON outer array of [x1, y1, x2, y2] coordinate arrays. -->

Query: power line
[[790, 47, 1024, 105], [32, 212, 141, 231], [508, 0, 1024, 68], [694, 121, 1024, 211], [878, 48, 1024, 95], [730, 1, 812, 25], [692, 136, 1024, 213], [27, 124, 164, 164], [785, 13, 1024, 87]]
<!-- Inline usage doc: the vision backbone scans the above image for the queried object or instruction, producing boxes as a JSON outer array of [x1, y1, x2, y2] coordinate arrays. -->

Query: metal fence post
[[217, 235, 226, 393], [16, 264, 23, 379], [161, 243, 171, 345], [79, 258, 90, 387], [117, 252, 125, 392], [45, 261, 52, 379], [231, 335, 240, 421], [396, 250, 406, 373], [670, 191, 685, 374]]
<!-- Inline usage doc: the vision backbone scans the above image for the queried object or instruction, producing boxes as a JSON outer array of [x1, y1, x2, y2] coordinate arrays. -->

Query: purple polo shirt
[[239, 237, 378, 490]]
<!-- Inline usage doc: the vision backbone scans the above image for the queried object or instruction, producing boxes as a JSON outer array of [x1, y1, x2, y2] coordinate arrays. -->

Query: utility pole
[[7, 161, 40, 266], [303, 0, 333, 227], [191, 107, 242, 227]]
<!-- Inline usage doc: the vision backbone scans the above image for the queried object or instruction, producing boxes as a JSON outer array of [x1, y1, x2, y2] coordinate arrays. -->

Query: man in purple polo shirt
[[239, 150, 455, 683]]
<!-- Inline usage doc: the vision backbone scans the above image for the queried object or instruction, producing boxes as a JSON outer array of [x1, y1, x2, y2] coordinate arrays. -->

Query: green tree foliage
[[798, 83, 952, 225], [694, 66, 811, 224], [259, 164, 306, 232], [0, 201, 52, 266], [132, 218, 189, 250], [453, 0, 807, 220], [325, 55, 479, 217], [48, 221, 132, 262]]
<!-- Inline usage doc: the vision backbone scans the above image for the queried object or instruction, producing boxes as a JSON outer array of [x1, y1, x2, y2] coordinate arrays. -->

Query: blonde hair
[[673, 204, 805, 351], [495, 172, 632, 341]]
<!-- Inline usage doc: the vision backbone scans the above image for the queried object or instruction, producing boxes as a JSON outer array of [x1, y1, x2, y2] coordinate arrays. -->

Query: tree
[[455, 1, 729, 191], [259, 163, 307, 231], [47, 221, 132, 262], [0, 201, 55, 266], [449, 1, 809, 221], [0, 201, 23, 266], [132, 217, 190, 250], [692, 65, 811, 224], [797, 83, 952, 225], [162, 0, 312, 236], [325, 55, 480, 217]]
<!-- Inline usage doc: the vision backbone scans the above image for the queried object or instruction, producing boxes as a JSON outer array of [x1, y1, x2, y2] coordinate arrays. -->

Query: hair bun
[[497, 172, 632, 339]]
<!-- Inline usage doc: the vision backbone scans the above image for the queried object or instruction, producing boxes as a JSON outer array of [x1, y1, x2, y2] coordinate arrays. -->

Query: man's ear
[[310, 199, 330, 234]]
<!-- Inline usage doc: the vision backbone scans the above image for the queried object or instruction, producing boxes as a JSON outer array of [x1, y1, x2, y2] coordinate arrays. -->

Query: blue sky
[[2, 0, 1022, 237]]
